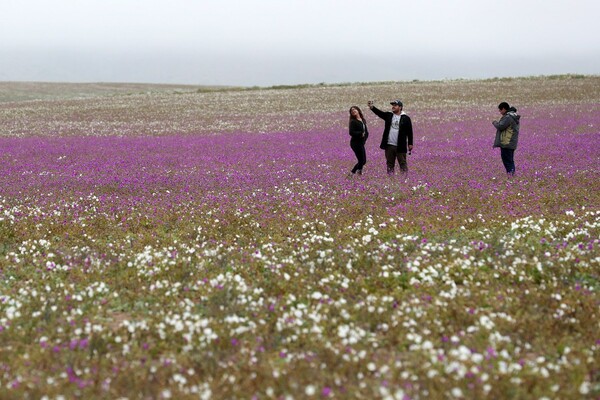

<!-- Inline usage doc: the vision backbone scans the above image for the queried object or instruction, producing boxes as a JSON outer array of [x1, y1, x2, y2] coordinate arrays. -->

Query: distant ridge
[[1, 74, 596, 103], [0, 81, 230, 103]]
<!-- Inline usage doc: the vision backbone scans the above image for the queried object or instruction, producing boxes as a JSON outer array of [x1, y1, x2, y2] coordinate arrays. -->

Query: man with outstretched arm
[[368, 99, 413, 175]]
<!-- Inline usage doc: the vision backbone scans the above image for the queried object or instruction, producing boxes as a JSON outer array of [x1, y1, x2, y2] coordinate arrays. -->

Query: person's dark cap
[[390, 100, 403, 106]]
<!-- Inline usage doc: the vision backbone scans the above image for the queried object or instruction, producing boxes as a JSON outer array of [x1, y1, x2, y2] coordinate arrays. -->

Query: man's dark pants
[[385, 145, 407, 174], [500, 148, 515, 175]]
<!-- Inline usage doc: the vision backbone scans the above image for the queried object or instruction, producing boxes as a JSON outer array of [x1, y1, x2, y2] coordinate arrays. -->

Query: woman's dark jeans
[[351, 142, 366, 174]]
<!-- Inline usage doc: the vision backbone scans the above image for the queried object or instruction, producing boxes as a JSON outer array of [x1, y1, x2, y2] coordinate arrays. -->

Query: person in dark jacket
[[368, 99, 413, 175], [492, 102, 521, 176], [348, 106, 369, 176]]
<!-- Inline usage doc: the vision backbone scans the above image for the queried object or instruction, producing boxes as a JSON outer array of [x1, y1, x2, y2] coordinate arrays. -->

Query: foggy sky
[[1, 0, 599, 86]]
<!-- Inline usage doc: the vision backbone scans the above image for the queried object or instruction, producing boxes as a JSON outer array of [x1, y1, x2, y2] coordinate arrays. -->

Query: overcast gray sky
[[1, 0, 599, 86]]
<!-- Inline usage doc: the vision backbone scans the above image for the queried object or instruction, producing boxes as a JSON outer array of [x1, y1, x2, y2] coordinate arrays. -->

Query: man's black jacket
[[370, 106, 413, 152]]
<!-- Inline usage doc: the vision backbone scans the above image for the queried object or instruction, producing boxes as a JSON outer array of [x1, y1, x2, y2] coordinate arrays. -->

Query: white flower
[[337, 325, 349, 338], [305, 385, 316, 396], [579, 381, 590, 395], [479, 315, 495, 329]]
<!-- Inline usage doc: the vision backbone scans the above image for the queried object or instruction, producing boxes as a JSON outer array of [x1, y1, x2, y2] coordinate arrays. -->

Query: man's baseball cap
[[390, 100, 403, 106]]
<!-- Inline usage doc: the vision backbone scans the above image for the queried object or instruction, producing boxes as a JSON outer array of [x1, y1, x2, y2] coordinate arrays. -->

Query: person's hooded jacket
[[493, 108, 520, 149], [369, 106, 413, 152]]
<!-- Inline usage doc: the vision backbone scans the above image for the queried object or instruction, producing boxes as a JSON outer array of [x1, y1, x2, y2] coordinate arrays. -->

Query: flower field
[[0, 76, 599, 399]]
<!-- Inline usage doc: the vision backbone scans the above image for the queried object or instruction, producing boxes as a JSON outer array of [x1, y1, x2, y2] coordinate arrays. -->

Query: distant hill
[[0, 82, 232, 103]]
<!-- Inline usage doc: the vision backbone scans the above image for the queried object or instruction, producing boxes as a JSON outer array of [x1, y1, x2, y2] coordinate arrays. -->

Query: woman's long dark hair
[[349, 106, 366, 125]]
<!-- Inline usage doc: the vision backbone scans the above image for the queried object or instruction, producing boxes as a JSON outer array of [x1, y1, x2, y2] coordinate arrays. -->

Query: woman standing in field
[[348, 106, 369, 176]]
